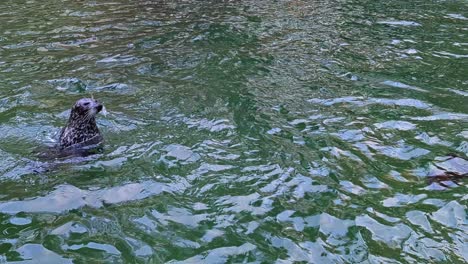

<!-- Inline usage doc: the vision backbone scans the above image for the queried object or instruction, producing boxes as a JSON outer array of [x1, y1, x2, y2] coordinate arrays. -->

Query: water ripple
[[0, 0, 466, 262]]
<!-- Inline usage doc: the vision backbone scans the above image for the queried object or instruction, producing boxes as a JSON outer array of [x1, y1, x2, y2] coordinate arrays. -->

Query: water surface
[[0, 0, 467, 263]]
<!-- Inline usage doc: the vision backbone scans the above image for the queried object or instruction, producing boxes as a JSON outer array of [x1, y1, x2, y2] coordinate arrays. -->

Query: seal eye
[[83, 102, 90, 106]]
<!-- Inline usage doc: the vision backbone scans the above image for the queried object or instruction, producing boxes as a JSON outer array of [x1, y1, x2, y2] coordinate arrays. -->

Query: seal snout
[[95, 101, 103, 113], [73, 98, 104, 117]]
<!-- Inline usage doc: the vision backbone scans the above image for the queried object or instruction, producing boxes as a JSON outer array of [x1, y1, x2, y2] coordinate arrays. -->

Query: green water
[[0, 0, 467, 263]]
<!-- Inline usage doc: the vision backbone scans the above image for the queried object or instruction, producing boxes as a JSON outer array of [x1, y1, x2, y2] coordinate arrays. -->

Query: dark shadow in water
[[428, 153, 468, 187]]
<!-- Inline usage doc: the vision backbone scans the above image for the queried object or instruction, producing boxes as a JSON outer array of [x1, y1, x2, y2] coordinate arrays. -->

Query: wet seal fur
[[58, 98, 104, 152], [34, 98, 104, 167]]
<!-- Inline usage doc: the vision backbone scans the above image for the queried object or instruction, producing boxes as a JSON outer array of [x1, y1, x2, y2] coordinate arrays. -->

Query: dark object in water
[[59, 98, 103, 149], [427, 153, 468, 187], [35, 98, 104, 162], [428, 171, 467, 187]]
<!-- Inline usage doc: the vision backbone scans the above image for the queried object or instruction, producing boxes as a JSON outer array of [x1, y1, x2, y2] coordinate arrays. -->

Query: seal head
[[59, 98, 103, 149]]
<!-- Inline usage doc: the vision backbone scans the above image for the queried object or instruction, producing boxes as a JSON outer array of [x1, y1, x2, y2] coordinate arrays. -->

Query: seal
[[59, 98, 104, 149]]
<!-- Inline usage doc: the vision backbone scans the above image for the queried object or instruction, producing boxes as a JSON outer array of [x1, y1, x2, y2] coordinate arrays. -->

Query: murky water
[[0, 0, 467, 263]]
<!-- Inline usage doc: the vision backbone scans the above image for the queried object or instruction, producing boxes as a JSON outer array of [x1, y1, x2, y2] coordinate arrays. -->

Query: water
[[0, 0, 467, 263]]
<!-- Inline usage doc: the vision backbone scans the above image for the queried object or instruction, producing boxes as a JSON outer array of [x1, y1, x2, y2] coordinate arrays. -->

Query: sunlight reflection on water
[[0, 0, 466, 263]]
